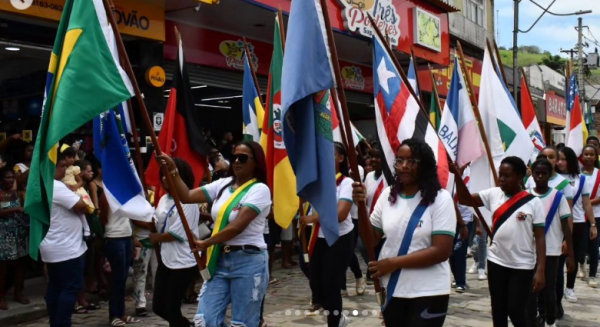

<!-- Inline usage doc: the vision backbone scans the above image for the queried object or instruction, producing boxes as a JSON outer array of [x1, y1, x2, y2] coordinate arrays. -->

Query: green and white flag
[[26, 0, 134, 259]]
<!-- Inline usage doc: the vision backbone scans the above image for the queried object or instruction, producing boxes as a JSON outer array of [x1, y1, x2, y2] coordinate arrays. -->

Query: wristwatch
[[591, 223, 597, 228]]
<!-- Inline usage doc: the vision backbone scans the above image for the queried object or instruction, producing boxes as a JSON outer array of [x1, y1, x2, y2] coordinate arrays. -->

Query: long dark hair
[[558, 147, 580, 178], [583, 145, 600, 169], [334, 142, 349, 177], [216, 141, 267, 200], [160, 158, 195, 189], [389, 138, 441, 205]]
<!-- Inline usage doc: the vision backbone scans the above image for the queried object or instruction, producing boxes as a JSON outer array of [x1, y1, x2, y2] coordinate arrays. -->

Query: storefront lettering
[[341, 66, 365, 90], [547, 96, 566, 117], [219, 40, 259, 71], [113, 9, 150, 31], [339, 0, 400, 46], [31, 0, 63, 11]]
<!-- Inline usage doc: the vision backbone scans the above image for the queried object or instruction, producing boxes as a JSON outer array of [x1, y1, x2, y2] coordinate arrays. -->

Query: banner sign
[[337, 0, 401, 46], [0, 0, 166, 41], [546, 92, 567, 126], [417, 51, 483, 98]]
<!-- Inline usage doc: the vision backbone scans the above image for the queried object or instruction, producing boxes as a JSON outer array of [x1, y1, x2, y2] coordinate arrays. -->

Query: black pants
[[556, 255, 566, 308], [488, 260, 534, 327], [382, 295, 449, 327], [343, 219, 363, 290], [528, 256, 559, 325], [567, 222, 589, 288], [309, 233, 353, 327], [152, 261, 197, 327]]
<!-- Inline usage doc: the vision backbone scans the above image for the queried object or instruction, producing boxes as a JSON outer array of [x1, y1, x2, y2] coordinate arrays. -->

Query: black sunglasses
[[233, 154, 254, 164]]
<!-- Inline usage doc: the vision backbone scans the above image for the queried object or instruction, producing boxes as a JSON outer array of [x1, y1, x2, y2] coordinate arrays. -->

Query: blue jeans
[[473, 228, 488, 270], [450, 222, 474, 287], [105, 237, 133, 320], [195, 249, 269, 327], [46, 254, 85, 327]]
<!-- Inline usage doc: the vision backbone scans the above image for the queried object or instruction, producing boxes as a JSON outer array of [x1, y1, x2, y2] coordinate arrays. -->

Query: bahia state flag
[[281, 0, 339, 245], [260, 14, 299, 229], [243, 55, 265, 142], [439, 57, 485, 167], [521, 75, 545, 163], [407, 57, 420, 100], [26, 0, 134, 259]]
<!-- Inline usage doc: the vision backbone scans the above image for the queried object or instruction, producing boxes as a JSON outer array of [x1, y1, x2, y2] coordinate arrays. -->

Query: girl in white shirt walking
[[353, 138, 456, 327], [580, 145, 600, 288]]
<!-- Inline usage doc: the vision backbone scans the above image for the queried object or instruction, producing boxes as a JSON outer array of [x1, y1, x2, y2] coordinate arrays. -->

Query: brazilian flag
[[26, 0, 134, 259]]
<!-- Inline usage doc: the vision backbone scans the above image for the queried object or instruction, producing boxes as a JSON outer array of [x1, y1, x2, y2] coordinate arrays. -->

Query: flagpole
[[277, 9, 286, 52], [457, 41, 500, 185], [318, 0, 383, 303], [492, 39, 510, 87], [102, 0, 205, 274], [428, 64, 442, 117], [521, 67, 545, 143], [299, 199, 309, 263], [410, 46, 425, 101], [331, 89, 350, 150], [242, 37, 265, 109]]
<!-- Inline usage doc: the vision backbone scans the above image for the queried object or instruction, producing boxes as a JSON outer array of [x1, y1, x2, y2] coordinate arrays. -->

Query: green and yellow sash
[[205, 178, 258, 278]]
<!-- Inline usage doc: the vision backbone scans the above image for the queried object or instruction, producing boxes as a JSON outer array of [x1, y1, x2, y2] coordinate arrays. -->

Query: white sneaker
[[478, 269, 487, 280], [589, 276, 598, 288], [578, 264, 586, 278], [341, 289, 349, 297], [565, 288, 577, 303], [355, 277, 366, 295], [338, 314, 349, 327], [468, 262, 478, 274]]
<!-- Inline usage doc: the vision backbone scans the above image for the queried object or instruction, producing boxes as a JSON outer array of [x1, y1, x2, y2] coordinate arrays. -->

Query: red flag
[[145, 37, 207, 203]]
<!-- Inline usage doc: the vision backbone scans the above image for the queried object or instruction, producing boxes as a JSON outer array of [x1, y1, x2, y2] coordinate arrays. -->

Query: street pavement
[[12, 257, 600, 326]]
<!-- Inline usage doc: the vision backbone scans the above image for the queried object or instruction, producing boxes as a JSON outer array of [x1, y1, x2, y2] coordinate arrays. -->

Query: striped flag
[[407, 57, 420, 100], [566, 73, 585, 156], [372, 33, 450, 188], [521, 75, 545, 163], [243, 55, 265, 142]]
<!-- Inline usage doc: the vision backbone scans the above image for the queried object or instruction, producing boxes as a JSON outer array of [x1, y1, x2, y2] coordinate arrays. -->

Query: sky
[[495, 0, 600, 58]]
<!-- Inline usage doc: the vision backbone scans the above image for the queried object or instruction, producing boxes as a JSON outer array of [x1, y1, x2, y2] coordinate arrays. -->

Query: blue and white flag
[[93, 110, 153, 222], [407, 57, 420, 100], [281, 0, 339, 245]]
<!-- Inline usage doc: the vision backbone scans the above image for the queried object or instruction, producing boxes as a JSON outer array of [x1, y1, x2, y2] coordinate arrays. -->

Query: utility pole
[[513, 0, 519, 100], [577, 18, 586, 103]]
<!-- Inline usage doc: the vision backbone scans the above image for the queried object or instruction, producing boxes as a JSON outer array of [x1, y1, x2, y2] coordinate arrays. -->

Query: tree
[[519, 45, 541, 54], [540, 54, 565, 72]]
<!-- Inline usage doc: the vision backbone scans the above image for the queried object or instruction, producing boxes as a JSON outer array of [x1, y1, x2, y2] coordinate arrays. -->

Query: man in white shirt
[[41, 153, 89, 327]]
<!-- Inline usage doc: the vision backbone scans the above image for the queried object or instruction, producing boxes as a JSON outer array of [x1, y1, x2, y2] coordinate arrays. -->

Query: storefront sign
[[0, 0, 166, 41], [219, 40, 259, 71], [546, 92, 567, 126], [414, 7, 441, 52], [341, 66, 366, 91], [145, 66, 166, 87], [417, 51, 483, 97], [338, 0, 401, 46]]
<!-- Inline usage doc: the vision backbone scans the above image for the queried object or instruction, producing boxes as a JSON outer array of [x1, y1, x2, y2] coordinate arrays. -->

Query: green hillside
[[498, 49, 547, 68]]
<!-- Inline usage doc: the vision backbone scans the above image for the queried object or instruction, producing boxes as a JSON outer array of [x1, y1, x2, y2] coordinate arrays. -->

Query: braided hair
[[388, 138, 441, 206]]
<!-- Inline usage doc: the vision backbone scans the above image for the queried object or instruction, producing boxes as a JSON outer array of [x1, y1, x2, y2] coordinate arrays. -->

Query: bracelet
[[170, 168, 179, 177]]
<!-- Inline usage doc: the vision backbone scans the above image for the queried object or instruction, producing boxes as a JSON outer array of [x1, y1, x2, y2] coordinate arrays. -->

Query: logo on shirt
[[516, 212, 529, 222], [416, 220, 424, 229]]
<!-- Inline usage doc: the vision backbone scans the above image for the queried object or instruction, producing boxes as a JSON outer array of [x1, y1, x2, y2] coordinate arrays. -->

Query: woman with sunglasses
[[352, 138, 456, 327], [581, 145, 600, 288], [300, 142, 355, 327], [157, 141, 271, 327], [455, 156, 546, 327], [556, 146, 597, 303]]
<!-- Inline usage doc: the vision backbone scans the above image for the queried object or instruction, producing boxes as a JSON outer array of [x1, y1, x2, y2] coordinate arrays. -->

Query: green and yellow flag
[[26, 0, 134, 259], [429, 95, 441, 131]]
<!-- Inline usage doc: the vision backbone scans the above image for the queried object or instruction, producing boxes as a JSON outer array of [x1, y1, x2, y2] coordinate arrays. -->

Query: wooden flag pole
[[277, 9, 286, 52], [331, 90, 350, 150], [493, 39, 510, 87], [318, 0, 383, 302], [242, 37, 265, 109], [457, 41, 499, 185], [103, 0, 204, 273], [410, 46, 425, 101], [367, 15, 493, 237], [428, 64, 443, 117], [298, 199, 310, 263]]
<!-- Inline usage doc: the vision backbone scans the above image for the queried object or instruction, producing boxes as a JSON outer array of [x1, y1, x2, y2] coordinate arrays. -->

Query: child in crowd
[[61, 145, 95, 215]]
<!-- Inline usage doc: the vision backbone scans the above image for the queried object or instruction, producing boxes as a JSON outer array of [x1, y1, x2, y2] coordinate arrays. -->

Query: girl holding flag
[[157, 141, 271, 327], [556, 146, 597, 303], [300, 142, 354, 327], [580, 145, 600, 288], [526, 157, 574, 327], [455, 156, 546, 327], [353, 138, 456, 327]]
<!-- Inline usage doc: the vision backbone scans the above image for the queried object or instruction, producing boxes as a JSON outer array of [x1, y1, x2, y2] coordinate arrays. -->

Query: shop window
[[465, 0, 485, 27]]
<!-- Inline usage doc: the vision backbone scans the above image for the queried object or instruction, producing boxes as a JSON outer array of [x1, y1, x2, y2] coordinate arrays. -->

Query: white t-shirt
[[156, 195, 200, 269], [319, 176, 354, 238], [525, 173, 574, 199], [365, 171, 387, 214], [583, 168, 600, 217], [478, 187, 545, 270], [202, 177, 271, 249], [560, 174, 591, 223], [370, 188, 456, 298], [528, 188, 571, 256], [350, 166, 364, 219], [40, 180, 88, 263], [105, 214, 133, 238]]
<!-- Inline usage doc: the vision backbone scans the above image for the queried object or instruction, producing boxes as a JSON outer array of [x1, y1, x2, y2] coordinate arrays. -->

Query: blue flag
[[93, 109, 153, 222], [281, 0, 339, 245]]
